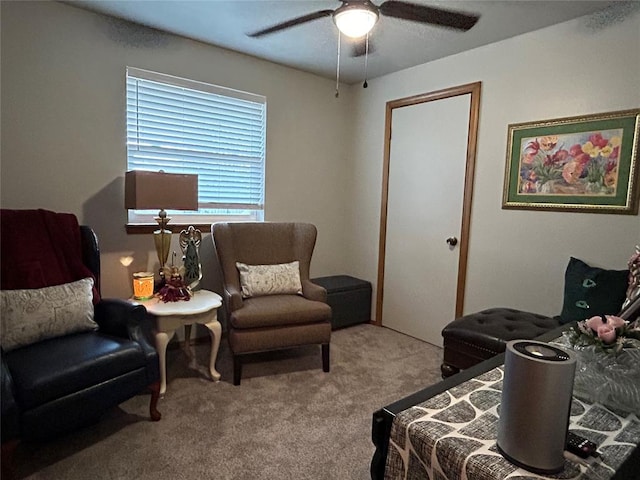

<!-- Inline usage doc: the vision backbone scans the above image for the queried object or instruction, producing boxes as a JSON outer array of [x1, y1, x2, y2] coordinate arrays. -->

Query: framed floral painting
[[502, 109, 640, 214]]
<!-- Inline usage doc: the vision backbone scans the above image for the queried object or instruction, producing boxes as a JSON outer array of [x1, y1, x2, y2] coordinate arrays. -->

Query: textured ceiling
[[68, 1, 633, 84]]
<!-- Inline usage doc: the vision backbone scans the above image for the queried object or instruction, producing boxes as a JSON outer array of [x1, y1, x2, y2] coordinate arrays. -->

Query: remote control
[[566, 431, 598, 458]]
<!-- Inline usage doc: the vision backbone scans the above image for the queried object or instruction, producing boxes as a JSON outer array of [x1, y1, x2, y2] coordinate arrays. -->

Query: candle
[[132, 272, 154, 300]]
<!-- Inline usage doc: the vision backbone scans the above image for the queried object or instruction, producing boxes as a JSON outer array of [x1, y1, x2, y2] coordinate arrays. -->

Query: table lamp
[[125, 170, 198, 277]]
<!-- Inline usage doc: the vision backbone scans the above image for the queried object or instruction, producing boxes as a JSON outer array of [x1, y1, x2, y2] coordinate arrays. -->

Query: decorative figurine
[[157, 253, 191, 302], [180, 225, 203, 290]]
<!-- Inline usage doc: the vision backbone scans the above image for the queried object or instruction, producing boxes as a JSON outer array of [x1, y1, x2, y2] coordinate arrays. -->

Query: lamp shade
[[125, 171, 198, 211]]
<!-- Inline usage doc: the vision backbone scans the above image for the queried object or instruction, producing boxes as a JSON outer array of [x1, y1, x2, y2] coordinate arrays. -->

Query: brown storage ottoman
[[311, 275, 372, 329], [440, 308, 560, 378]]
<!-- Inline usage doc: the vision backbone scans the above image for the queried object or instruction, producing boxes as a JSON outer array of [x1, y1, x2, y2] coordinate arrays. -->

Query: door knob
[[446, 236, 458, 246]]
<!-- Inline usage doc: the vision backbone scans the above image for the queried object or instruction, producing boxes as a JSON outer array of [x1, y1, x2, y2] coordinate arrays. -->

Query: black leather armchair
[[1, 225, 160, 474]]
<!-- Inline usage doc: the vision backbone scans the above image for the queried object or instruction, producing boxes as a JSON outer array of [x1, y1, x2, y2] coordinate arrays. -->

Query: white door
[[382, 94, 471, 346]]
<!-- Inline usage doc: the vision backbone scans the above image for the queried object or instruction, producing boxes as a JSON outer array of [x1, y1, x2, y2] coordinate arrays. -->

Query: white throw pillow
[[236, 261, 303, 298], [1, 277, 98, 351]]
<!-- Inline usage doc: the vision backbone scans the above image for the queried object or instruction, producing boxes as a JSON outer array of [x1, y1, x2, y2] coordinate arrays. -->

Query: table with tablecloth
[[384, 366, 639, 480]]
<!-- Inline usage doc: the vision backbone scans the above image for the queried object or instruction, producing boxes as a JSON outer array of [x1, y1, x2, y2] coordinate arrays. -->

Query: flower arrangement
[[569, 315, 640, 353], [519, 130, 621, 195]]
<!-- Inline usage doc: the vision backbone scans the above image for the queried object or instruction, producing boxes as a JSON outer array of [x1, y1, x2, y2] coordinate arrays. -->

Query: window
[[126, 67, 266, 227]]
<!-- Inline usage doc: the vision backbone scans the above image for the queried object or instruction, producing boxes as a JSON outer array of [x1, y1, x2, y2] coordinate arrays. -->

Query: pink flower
[[525, 140, 540, 155], [605, 315, 626, 329], [596, 324, 617, 344], [521, 141, 539, 164], [585, 315, 605, 332], [573, 313, 634, 351], [562, 161, 584, 184], [575, 153, 591, 166], [589, 133, 609, 149], [610, 146, 619, 160], [569, 144, 583, 157]]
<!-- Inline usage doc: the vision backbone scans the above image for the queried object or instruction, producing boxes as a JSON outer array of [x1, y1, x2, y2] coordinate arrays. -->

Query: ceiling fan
[[248, 1, 480, 40], [248, 1, 480, 93]]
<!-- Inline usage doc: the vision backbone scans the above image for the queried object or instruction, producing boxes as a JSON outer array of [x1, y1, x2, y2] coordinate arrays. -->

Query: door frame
[[374, 81, 482, 326]]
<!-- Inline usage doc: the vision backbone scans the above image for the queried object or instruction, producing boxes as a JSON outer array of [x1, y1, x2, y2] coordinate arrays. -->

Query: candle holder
[[133, 272, 155, 300]]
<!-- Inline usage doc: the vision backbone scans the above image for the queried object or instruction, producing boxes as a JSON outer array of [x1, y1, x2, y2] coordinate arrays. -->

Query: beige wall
[[1, 1, 354, 299], [2, 1, 640, 321], [348, 5, 640, 319]]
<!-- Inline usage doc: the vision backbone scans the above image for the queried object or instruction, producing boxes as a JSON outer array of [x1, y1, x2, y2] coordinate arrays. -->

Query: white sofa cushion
[[1, 277, 98, 351], [236, 261, 303, 298]]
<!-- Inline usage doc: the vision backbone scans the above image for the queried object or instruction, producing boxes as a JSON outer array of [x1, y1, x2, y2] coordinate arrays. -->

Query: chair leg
[[322, 343, 330, 372], [440, 362, 460, 379], [233, 355, 242, 386], [149, 381, 162, 421]]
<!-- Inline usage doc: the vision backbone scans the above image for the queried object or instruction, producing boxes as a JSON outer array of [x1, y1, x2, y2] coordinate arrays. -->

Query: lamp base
[[154, 209, 172, 275], [154, 228, 171, 273]]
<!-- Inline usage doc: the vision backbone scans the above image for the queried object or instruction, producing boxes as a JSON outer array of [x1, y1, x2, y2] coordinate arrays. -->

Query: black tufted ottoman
[[440, 308, 561, 378]]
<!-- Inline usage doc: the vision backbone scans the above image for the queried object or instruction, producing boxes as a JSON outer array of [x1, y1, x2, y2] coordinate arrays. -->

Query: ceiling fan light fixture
[[333, 4, 379, 38]]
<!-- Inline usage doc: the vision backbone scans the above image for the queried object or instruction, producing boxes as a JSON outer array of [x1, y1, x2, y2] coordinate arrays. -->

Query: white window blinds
[[126, 67, 266, 214]]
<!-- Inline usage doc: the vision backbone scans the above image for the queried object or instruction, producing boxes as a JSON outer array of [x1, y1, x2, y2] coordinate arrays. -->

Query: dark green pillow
[[559, 257, 629, 324]]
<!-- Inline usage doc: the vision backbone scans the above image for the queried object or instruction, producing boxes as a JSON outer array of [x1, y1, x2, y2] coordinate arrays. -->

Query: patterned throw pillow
[[236, 261, 303, 298], [1, 277, 98, 351], [559, 257, 628, 324], [624, 245, 639, 309]]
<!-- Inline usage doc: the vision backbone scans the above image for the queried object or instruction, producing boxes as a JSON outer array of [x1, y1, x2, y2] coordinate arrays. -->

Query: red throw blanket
[[0, 209, 100, 303]]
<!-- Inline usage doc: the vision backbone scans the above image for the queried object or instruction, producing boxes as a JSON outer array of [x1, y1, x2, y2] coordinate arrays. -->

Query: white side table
[[136, 290, 223, 395]]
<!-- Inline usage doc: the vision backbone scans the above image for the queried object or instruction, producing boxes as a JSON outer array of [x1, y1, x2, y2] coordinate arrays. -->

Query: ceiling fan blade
[[351, 37, 376, 58], [248, 9, 334, 37], [379, 1, 479, 31]]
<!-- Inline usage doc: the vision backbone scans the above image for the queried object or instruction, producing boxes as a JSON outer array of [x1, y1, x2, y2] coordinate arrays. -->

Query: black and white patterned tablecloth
[[385, 367, 639, 480]]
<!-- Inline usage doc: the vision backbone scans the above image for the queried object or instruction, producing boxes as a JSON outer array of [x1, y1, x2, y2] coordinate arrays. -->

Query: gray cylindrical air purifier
[[497, 340, 576, 474]]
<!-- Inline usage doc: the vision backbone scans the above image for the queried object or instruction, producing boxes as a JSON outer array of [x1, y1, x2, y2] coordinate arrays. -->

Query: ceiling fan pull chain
[[363, 32, 369, 89], [335, 30, 341, 98]]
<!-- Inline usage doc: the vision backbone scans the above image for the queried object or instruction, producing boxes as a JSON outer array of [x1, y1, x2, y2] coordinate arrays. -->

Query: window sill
[[126, 223, 214, 234]]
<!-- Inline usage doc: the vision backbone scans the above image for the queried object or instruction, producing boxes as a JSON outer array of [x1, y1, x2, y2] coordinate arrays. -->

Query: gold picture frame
[[502, 109, 640, 214]]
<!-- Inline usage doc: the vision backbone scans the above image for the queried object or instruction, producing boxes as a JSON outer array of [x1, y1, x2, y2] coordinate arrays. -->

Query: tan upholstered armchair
[[211, 222, 331, 385]]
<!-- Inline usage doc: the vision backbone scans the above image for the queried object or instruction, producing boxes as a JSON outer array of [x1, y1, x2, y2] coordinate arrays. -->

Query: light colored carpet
[[13, 323, 443, 480]]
